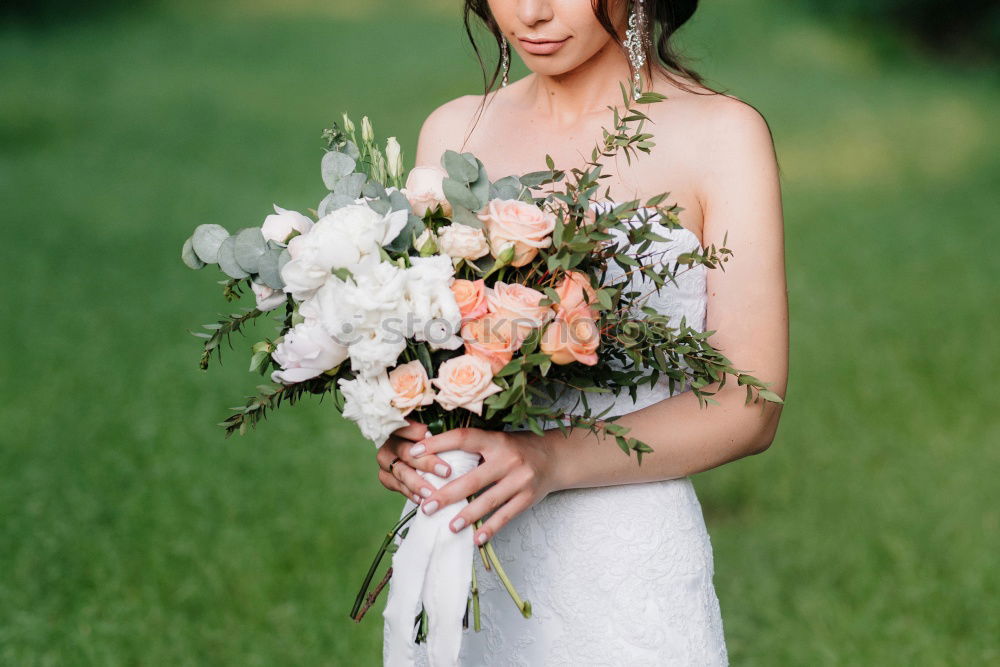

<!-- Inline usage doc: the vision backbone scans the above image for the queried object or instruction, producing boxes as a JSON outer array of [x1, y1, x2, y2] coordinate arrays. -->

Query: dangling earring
[[501, 38, 511, 88], [624, 0, 647, 100]]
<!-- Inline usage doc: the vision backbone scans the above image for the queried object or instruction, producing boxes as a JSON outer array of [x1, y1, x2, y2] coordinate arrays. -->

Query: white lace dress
[[386, 209, 729, 666]]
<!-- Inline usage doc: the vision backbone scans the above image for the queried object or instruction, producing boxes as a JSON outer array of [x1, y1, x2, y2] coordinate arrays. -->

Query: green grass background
[[1, 0, 997, 664]]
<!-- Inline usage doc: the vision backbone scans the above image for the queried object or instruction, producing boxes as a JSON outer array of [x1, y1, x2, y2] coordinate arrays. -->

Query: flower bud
[[386, 137, 403, 183], [342, 113, 355, 136], [415, 228, 438, 256], [494, 241, 516, 267], [361, 116, 374, 143]]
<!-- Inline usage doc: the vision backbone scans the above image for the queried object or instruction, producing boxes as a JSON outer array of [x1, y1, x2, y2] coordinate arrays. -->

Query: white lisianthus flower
[[270, 321, 349, 385], [310, 261, 412, 378], [261, 204, 313, 245], [338, 372, 409, 447], [436, 224, 490, 261], [406, 255, 463, 350], [346, 328, 409, 379], [250, 280, 287, 312]]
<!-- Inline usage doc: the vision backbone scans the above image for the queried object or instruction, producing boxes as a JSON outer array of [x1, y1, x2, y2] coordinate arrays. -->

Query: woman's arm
[[407, 99, 788, 545]]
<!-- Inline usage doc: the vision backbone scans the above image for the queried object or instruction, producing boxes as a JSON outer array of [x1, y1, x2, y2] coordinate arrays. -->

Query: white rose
[[403, 166, 451, 217], [436, 224, 489, 261], [261, 205, 313, 244], [338, 372, 409, 447], [270, 321, 349, 385], [251, 280, 287, 312]]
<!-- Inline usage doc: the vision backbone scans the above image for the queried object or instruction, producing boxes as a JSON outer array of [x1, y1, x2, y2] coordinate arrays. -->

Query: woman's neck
[[522, 41, 636, 126]]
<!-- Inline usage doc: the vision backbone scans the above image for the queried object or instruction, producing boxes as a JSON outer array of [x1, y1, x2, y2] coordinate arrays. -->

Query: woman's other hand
[[407, 428, 559, 546]]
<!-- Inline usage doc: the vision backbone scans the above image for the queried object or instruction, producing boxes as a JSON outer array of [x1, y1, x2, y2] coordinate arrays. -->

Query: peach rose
[[431, 354, 503, 415], [477, 199, 556, 267], [451, 279, 488, 322], [388, 360, 435, 416], [554, 270, 598, 315], [461, 315, 519, 374], [404, 166, 451, 217], [540, 307, 600, 366], [486, 281, 554, 343]]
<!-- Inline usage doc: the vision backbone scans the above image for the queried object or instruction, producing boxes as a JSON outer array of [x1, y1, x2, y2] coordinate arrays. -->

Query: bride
[[376, 0, 788, 663]]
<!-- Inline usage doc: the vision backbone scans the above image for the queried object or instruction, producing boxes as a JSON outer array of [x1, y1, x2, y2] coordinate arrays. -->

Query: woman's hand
[[376, 420, 461, 503], [407, 427, 559, 546]]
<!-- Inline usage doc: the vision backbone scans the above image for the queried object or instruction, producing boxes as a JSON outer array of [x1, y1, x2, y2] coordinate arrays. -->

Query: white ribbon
[[383, 449, 482, 667]]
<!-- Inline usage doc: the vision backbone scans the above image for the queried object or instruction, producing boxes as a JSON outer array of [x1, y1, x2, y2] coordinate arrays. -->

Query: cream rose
[[486, 281, 554, 343], [540, 307, 600, 366], [436, 224, 489, 261], [250, 280, 287, 312], [554, 270, 598, 315], [270, 321, 349, 384], [450, 279, 488, 322], [461, 315, 518, 374], [404, 166, 452, 217], [478, 199, 556, 267], [431, 354, 503, 415], [388, 360, 435, 416]]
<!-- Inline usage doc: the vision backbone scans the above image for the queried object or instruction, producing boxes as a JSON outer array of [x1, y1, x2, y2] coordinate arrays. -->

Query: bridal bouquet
[[181, 86, 782, 666]]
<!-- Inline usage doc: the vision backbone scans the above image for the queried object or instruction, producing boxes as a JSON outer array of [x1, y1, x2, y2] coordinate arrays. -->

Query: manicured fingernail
[[422, 500, 439, 515], [412, 494, 421, 503], [420, 487, 432, 498], [424, 431, 432, 440], [410, 444, 426, 457], [476, 532, 488, 545], [435, 463, 450, 477], [451, 517, 466, 532]]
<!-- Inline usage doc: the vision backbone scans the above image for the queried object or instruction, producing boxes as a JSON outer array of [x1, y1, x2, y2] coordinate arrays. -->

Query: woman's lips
[[517, 37, 570, 56]]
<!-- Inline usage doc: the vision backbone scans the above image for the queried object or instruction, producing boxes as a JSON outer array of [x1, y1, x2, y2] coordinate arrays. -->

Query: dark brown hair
[[463, 0, 715, 94]]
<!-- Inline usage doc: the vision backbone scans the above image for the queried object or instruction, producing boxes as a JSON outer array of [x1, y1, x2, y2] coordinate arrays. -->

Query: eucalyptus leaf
[[443, 177, 481, 211], [441, 150, 478, 183], [343, 141, 361, 161], [321, 151, 356, 190], [234, 227, 267, 274], [519, 171, 554, 188], [362, 178, 387, 200], [450, 204, 483, 228], [318, 192, 356, 217], [387, 188, 411, 212], [191, 224, 230, 264], [383, 214, 424, 254], [333, 172, 366, 200], [256, 247, 285, 289], [469, 161, 490, 207], [490, 175, 522, 200], [217, 235, 249, 279], [367, 197, 392, 216], [181, 236, 206, 269]]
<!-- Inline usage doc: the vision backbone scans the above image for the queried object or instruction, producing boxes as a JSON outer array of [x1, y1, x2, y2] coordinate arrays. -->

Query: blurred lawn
[[1, 0, 997, 664]]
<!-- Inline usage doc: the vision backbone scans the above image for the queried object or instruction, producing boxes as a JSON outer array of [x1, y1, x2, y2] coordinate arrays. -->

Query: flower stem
[[350, 507, 418, 621], [474, 519, 532, 618], [470, 557, 482, 632]]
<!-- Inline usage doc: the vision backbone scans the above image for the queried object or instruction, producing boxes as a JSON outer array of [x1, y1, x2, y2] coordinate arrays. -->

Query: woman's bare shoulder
[[414, 94, 486, 166]]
